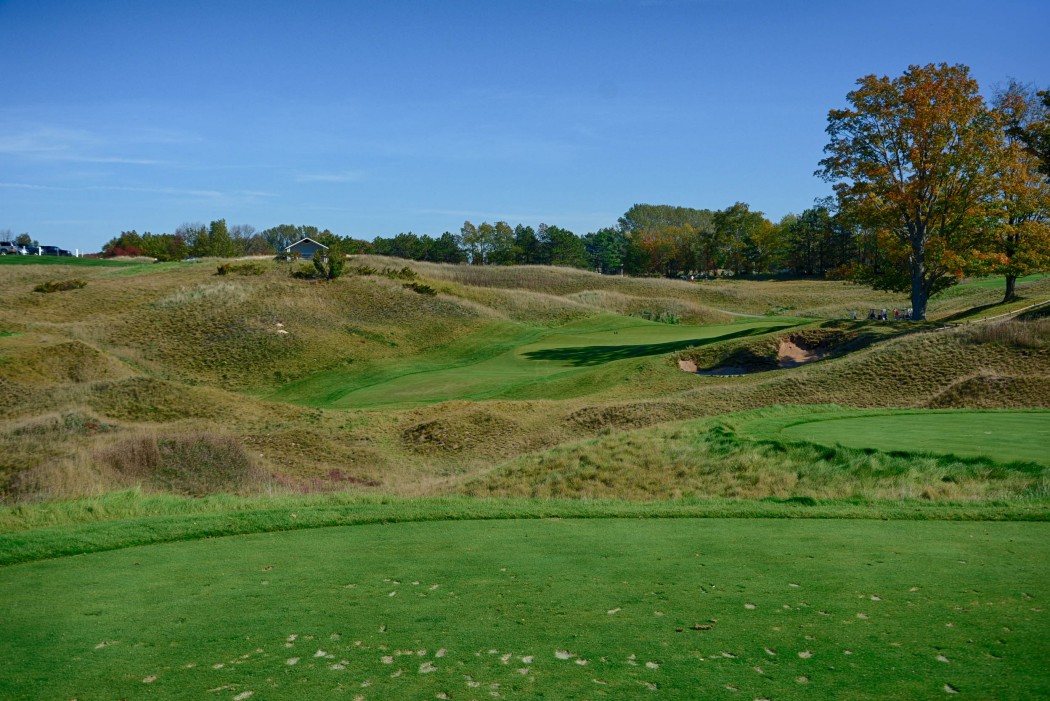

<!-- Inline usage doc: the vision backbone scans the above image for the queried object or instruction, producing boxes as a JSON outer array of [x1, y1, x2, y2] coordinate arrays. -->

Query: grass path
[[271, 316, 801, 409], [1, 518, 1046, 700]]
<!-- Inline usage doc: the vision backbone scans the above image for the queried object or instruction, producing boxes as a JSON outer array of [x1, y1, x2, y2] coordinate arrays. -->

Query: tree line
[[97, 63, 1049, 320]]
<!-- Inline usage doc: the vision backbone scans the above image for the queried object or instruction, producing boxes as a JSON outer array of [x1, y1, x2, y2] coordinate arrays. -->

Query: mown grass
[[4, 490, 1048, 560], [272, 315, 802, 409], [2, 517, 1047, 700], [730, 406, 1050, 466], [0, 255, 143, 267]]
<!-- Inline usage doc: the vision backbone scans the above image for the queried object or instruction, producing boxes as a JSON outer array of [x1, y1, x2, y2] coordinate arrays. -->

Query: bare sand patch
[[778, 339, 826, 368]]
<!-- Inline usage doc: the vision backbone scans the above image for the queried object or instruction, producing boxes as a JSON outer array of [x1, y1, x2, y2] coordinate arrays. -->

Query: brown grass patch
[[94, 430, 271, 497]]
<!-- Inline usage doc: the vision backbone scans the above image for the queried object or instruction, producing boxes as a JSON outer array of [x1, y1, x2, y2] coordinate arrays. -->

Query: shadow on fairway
[[523, 324, 793, 366]]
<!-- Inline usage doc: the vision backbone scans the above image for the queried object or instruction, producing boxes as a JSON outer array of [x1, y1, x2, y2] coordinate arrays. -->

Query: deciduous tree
[[979, 82, 1050, 301], [819, 63, 998, 319]]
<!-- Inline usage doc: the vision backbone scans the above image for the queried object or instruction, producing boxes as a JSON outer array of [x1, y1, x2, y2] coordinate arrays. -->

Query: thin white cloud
[[0, 126, 168, 165], [0, 181, 68, 190], [0, 181, 275, 201], [294, 170, 366, 183]]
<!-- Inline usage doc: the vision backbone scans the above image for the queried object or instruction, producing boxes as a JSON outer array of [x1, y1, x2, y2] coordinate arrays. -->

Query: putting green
[[776, 410, 1050, 465], [272, 316, 799, 409], [1, 518, 1046, 700]]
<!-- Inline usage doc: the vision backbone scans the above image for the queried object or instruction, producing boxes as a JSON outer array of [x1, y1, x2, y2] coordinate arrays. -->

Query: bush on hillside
[[33, 279, 86, 293], [312, 251, 345, 281], [350, 265, 418, 281], [216, 262, 266, 276], [633, 309, 681, 324], [95, 431, 270, 496], [403, 281, 438, 296]]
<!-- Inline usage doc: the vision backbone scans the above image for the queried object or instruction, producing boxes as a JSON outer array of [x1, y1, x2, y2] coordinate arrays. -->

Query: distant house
[[284, 237, 329, 260]]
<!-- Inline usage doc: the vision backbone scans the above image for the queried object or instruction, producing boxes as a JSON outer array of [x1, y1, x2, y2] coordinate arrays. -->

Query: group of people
[[849, 308, 914, 321]]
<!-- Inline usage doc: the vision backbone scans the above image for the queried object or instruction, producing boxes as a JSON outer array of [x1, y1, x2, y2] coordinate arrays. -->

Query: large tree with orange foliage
[[979, 83, 1050, 302], [819, 63, 998, 320]]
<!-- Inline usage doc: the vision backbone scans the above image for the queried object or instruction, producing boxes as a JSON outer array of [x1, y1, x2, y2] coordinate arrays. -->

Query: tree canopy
[[819, 63, 999, 319]]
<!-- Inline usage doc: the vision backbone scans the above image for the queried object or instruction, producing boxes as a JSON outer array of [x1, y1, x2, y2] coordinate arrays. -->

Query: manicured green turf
[[272, 316, 801, 408], [1, 518, 1046, 700], [733, 407, 1050, 466], [953, 273, 1047, 290]]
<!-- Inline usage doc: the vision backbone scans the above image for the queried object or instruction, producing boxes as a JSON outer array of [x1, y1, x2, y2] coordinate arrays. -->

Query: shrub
[[632, 309, 680, 324], [312, 251, 345, 281], [216, 262, 266, 276], [403, 281, 438, 296], [95, 431, 270, 497], [33, 279, 87, 293], [351, 265, 418, 281], [290, 264, 315, 279]]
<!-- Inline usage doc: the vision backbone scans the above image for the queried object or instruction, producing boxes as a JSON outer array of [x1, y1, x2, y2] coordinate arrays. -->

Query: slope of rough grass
[[1, 518, 1047, 700], [464, 414, 1049, 501]]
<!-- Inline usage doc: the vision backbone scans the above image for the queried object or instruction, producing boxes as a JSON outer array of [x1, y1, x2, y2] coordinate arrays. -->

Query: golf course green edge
[[2, 496, 1048, 567]]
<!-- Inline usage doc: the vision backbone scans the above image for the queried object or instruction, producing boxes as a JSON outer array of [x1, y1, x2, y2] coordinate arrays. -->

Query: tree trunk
[[1004, 274, 1018, 303], [910, 228, 928, 320]]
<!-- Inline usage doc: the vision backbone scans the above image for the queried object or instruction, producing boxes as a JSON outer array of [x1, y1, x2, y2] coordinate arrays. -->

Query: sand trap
[[681, 338, 832, 376], [778, 339, 827, 368]]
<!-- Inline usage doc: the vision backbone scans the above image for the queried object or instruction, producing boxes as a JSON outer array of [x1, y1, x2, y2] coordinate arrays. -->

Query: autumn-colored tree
[[978, 83, 1050, 301], [1008, 90, 1050, 177], [819, 63, 998, 319]]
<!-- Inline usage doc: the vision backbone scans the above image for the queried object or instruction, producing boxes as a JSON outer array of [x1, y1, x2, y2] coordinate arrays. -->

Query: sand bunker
[[681, 336, 830, 375], [777, 339, 827, 368]]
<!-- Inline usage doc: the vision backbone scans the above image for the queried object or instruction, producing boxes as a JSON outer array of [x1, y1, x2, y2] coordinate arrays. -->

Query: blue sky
[[2, 0, 1048, 252]]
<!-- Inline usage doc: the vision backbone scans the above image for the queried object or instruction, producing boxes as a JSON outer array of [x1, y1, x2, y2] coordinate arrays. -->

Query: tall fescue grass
[[96, 430, 272, 497], [3, 423, 272, 503], [465, 422, 1048, 502], [962, 317, 1050, 348]]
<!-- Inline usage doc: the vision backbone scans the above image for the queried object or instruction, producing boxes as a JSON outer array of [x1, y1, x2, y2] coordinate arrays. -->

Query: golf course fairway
[[2, 518, 1046, 700], [270, 317, 799, 408]]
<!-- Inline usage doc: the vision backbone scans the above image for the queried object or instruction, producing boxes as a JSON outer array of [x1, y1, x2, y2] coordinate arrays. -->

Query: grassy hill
[[1, 256, 1048, 502]]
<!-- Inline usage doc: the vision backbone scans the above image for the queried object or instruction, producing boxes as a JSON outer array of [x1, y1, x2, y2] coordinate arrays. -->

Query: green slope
[[732, 407, 1050, 466], [270, 316, 802, 409]]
